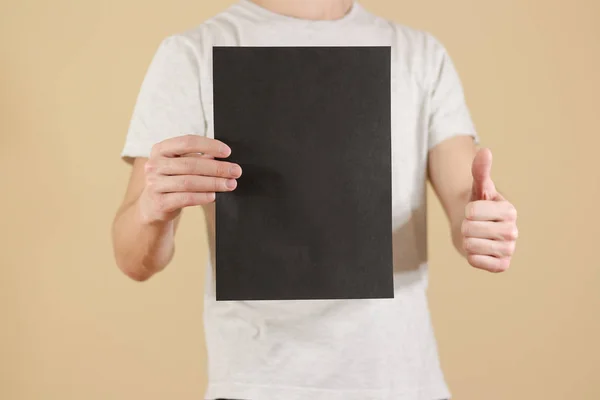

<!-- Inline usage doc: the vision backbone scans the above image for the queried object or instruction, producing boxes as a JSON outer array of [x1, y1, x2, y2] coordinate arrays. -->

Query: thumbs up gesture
[[462, 149, 518, 272]]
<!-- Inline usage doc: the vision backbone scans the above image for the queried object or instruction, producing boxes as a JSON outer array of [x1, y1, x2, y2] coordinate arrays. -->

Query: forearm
[[111, 197, 177, 281], [428, 136, 480, 258]]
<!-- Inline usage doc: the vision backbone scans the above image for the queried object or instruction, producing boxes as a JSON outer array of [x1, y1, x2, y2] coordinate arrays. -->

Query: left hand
[[462, 148, 518, 272]]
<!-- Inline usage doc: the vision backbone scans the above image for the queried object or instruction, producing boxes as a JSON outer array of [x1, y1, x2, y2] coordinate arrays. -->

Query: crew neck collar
[[240, 0, 361, 24]]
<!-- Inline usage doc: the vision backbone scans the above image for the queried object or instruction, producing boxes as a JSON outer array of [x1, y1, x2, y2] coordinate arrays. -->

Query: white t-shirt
[[121, 1, 478, 399]]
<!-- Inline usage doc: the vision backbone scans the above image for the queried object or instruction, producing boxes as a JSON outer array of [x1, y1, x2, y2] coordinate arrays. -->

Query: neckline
[[239, 0, 360, 25]]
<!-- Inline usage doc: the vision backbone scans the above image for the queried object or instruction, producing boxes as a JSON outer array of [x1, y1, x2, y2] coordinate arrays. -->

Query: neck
[[250, 0, 354, 21]]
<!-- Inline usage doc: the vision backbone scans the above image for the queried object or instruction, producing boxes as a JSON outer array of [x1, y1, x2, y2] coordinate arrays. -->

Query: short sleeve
[[426, 35, 478, 150], [121, 35, 205, 161]]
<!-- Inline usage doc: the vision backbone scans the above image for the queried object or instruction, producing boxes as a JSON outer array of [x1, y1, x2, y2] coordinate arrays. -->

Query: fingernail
[[226, 179, 237, 189], [220, 145, 231, 156], [229, 165, 241, 177]]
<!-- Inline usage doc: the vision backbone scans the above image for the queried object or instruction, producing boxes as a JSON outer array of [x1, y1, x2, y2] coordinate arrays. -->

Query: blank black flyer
[[213, 46, 393, 301]]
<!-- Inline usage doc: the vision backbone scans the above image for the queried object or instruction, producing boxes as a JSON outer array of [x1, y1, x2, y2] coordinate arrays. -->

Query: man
[[112, 0, 519, 399]]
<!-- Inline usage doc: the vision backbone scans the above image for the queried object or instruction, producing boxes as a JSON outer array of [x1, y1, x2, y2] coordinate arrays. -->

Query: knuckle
[[144, 160, 156, 174], [512, 226, 519, 240], [506, 203, 518, 220], [215, 162, 227, 177], [180, 177, 192, 191], [506, 225, 519, 240], [213, 177, 221, 192]]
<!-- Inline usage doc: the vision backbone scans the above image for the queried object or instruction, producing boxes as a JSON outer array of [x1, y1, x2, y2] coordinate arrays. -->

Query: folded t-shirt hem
[[428, 128, 478, 151], [120, 142, 153, 162]]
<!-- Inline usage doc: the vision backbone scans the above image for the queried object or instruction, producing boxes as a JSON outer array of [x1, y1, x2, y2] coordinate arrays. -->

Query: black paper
[[213, 46, 393, 301]]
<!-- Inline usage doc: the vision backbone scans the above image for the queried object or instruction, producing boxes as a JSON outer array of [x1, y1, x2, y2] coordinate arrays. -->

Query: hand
[[138, 134, 242, 224], [462, 148, 518, 272]]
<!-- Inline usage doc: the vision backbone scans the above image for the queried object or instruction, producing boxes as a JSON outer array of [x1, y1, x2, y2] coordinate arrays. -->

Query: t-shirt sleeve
[[426, 34, 478, 150], [121, 35, 206, 161]]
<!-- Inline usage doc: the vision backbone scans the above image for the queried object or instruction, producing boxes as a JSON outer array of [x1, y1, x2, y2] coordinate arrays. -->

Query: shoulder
[[155, 3, 245, 61], [389, 21, 448, 65], [369, 17, 449, 88], [357, 4, 449, 71], [356, 4, 443, 53]]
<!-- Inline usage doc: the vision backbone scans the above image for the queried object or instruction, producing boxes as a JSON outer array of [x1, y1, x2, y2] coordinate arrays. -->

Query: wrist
[[131, 199, 177, 278]]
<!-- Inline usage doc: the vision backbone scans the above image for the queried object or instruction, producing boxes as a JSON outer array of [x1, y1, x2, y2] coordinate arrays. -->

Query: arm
[[427, 135, 476, 255], [111, 135, 241, 281], [113, 35, 243, 280], [112, 158, 179, 281], [428, 136, 518, 272]]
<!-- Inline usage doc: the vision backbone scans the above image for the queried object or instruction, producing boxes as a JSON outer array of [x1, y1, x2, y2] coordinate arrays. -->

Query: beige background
[[1, 0, 599, 399]]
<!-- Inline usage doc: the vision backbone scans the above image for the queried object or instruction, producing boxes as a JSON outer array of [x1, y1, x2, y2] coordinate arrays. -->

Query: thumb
[[471, 148, 497, 201]]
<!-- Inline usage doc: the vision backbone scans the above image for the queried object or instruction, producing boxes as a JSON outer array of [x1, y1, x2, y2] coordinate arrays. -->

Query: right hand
[[138, 134, 242, 224]]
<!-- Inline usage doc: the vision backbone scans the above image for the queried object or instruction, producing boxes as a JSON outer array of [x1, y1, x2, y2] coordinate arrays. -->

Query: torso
[[190, 2, 449, 399]]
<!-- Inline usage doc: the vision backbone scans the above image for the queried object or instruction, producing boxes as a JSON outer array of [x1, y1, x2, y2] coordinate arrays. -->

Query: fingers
[[463, 182, 518, 273], [151, 134, 231, 158], [467, 254, 511, 273], [149, 175, 237, 193], [462, 220, 519, 241], [141, 136, 238, 223], [155, 192, 217, 214], [463, 237, 516, 258], [146, 157, 242, 179], [465, 200, 517, 222]]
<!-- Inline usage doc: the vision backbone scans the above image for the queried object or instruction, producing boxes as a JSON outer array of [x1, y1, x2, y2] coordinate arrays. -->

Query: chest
[[196, 23, 430, 207]]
